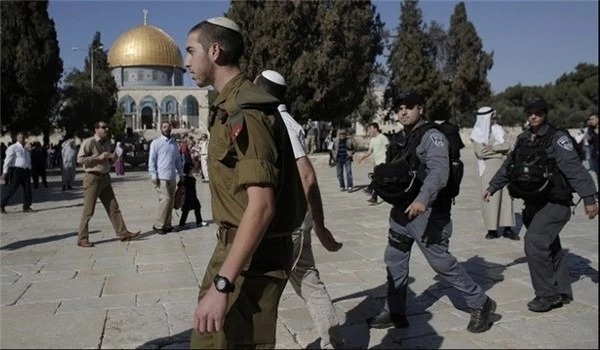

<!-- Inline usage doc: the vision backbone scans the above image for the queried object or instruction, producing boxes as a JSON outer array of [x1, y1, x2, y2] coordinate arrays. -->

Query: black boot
[[467, 297, 496, 333], [527, 295, 563, 312], [366, 310, 409, 329], [485, 230, 499, 239], [502, 228, 520, 240]]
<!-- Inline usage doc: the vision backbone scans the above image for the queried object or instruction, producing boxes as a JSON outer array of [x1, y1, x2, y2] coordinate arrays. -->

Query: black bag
[[371, 161, 422, 206]]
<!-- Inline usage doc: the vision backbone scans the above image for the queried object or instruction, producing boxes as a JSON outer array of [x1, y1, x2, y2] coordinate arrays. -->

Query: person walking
[[31, 141, 48, 189], [61, 139, 77, 190], [1, 132, 35, 213], [586, 112, 598, 180], [484, 96, 598, 312], [198, 133, 210, 182], [149, 120, 183, 235], [114, 141, 125, 176], [178, 162, 208, 229], [184, 17, 306, 349], [367, 91, 496, 333], [332, 129, 356, 191], [470, 106, 517, 240], [76, 121, 140, 247], [255, 69, 344, 349], [305, 119, 318, 154], [359, 122, 389, 204]]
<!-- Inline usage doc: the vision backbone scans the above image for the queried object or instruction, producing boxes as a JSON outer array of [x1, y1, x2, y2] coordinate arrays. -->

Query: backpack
[[173, 181, 186, 210], [372, 122, 464, 206]]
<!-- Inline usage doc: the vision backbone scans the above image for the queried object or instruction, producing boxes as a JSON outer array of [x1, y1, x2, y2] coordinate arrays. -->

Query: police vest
[[507, 126, 573, 203], [371, 123, 459, 208]]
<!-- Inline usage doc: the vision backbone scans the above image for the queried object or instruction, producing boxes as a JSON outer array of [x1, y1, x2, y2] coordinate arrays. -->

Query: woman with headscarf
[[470, 106, 517, 240], [114, 141, 125, 176], [61, 139, 77, 190]]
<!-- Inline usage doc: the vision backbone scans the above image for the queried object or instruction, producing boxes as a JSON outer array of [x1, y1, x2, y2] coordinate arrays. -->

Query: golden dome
[[108, 24, 183, 68]]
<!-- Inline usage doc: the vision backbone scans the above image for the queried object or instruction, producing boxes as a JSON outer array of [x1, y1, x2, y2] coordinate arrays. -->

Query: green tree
[[1, 0, 63, 142], [446, 2, 494, 126], [59, 32, 118, 139], [386, 0, 440, 117], [228, 0, 383, 124]]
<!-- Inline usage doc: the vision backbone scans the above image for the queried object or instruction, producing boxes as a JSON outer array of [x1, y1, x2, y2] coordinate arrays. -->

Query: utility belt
[[86, 171, 110, 177], [217, 226, 294, 272], [216, 226, 292, 245]]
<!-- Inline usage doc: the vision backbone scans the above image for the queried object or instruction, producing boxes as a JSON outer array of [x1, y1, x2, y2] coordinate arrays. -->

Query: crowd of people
[[1, 15, 598, 350]]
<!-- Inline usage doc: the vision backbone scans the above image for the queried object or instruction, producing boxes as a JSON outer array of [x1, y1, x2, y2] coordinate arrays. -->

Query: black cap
[[524, 96, 549, 114], [393, 90, 424, 110]]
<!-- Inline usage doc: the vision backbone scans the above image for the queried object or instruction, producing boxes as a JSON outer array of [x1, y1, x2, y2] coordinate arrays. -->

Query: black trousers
[[179, 206, 202, 226], [1, 167, 32, 209], [32, 165, 47, 188]]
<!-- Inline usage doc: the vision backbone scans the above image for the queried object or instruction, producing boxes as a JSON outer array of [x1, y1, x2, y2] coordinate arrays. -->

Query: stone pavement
[[1, 146, 598, 349]]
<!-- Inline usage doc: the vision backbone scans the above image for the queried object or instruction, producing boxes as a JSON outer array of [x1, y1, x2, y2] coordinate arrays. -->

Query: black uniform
[[488, 124, 597, 304]]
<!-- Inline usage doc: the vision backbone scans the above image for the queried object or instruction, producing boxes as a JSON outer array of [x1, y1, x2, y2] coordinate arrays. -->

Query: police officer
[[484, 96, 598, 312], [368, 91, 496, 333], [184, 17, 306, 349]]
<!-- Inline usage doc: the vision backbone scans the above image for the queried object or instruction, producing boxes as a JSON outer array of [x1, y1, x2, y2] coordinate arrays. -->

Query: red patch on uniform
[[231, 123, 244, 139]]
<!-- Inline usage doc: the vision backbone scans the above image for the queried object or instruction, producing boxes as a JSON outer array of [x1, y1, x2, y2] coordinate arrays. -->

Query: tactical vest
[[372, 123, 456, 208], [508, 126, 573, 203]]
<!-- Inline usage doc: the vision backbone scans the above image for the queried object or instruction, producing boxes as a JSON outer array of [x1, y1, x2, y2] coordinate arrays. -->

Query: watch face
[[216, 278, 227, 290]]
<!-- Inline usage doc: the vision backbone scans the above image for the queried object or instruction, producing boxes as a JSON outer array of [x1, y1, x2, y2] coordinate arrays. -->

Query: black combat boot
[[527, 295, 563, 312], [485, 230, 499, 239], [366, 310, 409, 329], [467, 297, 496, 333]]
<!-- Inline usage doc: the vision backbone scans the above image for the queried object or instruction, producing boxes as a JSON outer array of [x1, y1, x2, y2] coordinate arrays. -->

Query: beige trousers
[[154, 179, 176, 229], [78, 173, 127, 240]]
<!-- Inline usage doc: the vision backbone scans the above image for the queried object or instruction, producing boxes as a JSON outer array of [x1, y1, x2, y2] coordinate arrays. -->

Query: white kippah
[[261, 70, 286, 86], [477, 106, 494, 116], [206, 17, 240, 33]]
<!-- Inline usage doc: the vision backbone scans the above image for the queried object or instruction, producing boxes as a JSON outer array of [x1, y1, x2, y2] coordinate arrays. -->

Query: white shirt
[[279, 104, 307, 159], [148, 135, 183, 181], [3, 142, 32, 173]]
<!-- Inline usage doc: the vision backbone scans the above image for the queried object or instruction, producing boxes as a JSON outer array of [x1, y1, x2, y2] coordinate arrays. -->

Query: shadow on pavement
[[136, 328, 191, 349], [0, 230, 99, 250]]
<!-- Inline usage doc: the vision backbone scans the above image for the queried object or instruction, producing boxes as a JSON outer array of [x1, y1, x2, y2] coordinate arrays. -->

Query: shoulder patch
[[557, 135, 573, 151], [430, 133, 445, 147]]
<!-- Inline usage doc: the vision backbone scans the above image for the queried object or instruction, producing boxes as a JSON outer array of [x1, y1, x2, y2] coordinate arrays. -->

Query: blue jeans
[[336, 159, 353, 189]]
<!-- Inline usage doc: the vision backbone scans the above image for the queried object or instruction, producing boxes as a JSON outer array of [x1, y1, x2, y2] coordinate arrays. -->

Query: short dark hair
[[189, 21, 244, 65], [368, 122, 380, 131], [254, 74, 286, 102], [94, 121, 108, 129]]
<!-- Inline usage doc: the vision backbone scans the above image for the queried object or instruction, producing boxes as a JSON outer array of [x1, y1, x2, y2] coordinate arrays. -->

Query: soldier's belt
[[216, 226, 292, 244]]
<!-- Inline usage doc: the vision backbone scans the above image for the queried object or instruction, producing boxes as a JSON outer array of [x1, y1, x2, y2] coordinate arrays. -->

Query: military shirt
[[412, 121, 450, 208], [488, 124, 597, 205], [77, 136, 112, 174], [208, 73, 306, 234]]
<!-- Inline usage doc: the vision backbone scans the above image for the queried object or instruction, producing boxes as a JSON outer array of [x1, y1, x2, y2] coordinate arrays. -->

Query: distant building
[[107, 11, 210, 133]]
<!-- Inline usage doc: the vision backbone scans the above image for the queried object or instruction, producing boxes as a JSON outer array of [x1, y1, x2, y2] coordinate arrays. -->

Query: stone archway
[[141, 107, 153, 129]]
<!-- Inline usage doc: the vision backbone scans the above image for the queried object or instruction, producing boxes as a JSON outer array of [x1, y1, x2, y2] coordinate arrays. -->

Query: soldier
[[184, 18, 306, 348], [254, 69, 343, 349], [368, 91, 496, 333], [484, 96, 598, 312]]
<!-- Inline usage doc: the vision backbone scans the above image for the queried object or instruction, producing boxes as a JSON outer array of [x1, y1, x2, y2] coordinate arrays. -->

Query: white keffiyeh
[[470, 107, 506, 177]]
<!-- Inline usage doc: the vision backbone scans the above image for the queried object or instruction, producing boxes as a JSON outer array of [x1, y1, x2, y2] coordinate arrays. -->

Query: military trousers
[[383, 208, 487, 316], [78, 173, 127, 240], [154, 179, 176, 230], [522, 202, 572, 298], [190, 229, 292, 349], [289, 227, 339, 349]]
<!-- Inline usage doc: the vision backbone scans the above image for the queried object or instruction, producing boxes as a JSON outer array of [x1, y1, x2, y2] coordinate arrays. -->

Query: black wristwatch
[[213, 274, 235, 293]]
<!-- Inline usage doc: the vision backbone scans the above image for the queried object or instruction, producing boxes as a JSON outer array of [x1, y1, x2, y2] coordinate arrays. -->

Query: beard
[[162, 130, 171, 138]]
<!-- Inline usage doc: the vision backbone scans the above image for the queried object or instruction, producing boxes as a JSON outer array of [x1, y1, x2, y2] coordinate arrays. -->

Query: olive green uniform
[[191, 73, 306, 349]]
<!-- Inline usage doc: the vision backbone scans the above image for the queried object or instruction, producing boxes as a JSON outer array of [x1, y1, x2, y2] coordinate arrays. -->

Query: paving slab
[[1, 145, 597, 349]]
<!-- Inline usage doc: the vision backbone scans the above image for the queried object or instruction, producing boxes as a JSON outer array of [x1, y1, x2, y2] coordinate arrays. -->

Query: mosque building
[[107, 10, 210, 134]]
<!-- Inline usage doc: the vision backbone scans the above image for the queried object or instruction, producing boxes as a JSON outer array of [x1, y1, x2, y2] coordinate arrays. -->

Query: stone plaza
[[1, 145, 598, 349]]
